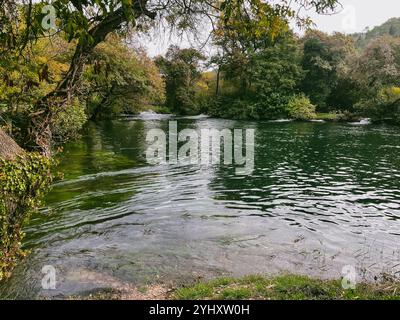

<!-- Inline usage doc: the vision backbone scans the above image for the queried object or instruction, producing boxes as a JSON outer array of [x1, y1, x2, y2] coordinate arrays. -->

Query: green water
[[1, 114, 400, 298]]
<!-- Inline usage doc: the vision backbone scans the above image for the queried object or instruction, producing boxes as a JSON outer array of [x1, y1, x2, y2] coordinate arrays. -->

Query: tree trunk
[[28, 9, 127, 155], [90, 84, 116, 121], [28, 2, 156, 155], [216, 67, 220, 96], [0, 128, 24, 161]]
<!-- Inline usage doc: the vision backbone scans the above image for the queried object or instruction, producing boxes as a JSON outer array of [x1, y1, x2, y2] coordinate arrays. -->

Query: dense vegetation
[[0, 31, 164, 141], [4, 17, 400, 128], [154, 18, 400, 122], [155, 46, 205, 115], [189, 23, 400, 121], [0, 153, 53, 279]]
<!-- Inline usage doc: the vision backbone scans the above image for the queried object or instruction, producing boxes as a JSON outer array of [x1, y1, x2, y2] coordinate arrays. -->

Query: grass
[[173, 274, 400, 300]]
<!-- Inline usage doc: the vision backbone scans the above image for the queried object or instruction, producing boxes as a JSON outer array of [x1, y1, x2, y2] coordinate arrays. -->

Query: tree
[[300, 30, 355, 111], [286, 95, 316, 120], [208, 23, 304, 120], [0, 129, 23, 161], [349, 36, 400, 121], [212, 0, 290, 94], [0, 33, 73, 133], [156, 46, 205, 115], [246, 32, 304, 118], [350, 36, 400, 94], [85, 34, 165, 119]]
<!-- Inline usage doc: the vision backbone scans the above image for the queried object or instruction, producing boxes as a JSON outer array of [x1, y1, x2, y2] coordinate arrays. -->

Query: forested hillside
[[352, 17, 400, 48]]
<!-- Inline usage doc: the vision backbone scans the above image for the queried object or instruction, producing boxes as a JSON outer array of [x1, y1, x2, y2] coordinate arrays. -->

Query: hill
[[352, 17, 400, 48]]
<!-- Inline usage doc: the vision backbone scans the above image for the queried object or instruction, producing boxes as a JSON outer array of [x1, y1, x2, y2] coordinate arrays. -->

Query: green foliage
[[355, 87, 400, 123], [156, 46, 205, 115], [52, 98, 88, 142], [286, 95, 316, 120], [345, 36, 400, 122], [0, 153, 53, 280], [315, 112, 351, 121], [247, 33, 304, 117], [203, 1, 340, 120], [150, 105, 171, 114], [0, 36, 72, 116], [0, 30, 164, 140], [206, 31, 304, 119], [1, 0, 341, 55], [217, 0, 291, 57], [85, 34, 165, 119], [203, 18, 400, 122], [207, 97, 255, 120], [349, 36, 400, 96], [301, 31, 355, 111], [197, 17, 400, 121], [0, 31, 75, 146]]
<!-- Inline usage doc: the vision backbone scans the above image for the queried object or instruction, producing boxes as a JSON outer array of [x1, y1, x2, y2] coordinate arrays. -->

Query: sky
[[142, 0, 400, 57], [305, 0, 400, 34]]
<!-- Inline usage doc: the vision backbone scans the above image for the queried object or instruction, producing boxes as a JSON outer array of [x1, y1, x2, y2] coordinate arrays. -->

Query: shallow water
[[1, 116, 400, 298]]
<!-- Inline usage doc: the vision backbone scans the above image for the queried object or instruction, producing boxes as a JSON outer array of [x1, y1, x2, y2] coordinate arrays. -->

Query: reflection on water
[[1, 118, 400, 298]]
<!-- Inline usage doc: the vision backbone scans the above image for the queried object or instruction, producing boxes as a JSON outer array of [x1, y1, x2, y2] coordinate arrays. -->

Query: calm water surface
[[1, 115, 400, 298]]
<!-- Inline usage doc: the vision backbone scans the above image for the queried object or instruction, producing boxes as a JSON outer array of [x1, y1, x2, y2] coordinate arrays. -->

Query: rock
[[0, 128, 24, 160]]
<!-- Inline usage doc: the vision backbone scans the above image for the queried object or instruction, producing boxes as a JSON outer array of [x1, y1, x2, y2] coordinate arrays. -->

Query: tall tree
[[156, 46, 205, 115], [349, 36, 400, 121], [301, 30, 355, 111], [86, 34, 165, 120]]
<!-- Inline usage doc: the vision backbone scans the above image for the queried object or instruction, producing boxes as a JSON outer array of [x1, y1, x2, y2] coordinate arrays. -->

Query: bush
[[0, 153, 53, 280], [150, 105, 171, 114], [206, 93, 290, 120], [52, 98, 87, 143], [206, 96, 253, 120], [355, 86, 400, 123], [286, 95, 317, 120], [316, 111, 357, 122]]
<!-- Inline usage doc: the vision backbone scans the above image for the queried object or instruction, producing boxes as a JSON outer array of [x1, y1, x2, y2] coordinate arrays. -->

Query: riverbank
[[69, 274, 400, 300]]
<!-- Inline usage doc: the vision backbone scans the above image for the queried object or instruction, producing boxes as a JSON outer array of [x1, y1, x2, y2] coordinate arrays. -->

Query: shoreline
[[65, 274, 400, 300], [125, 110, 400, 125]]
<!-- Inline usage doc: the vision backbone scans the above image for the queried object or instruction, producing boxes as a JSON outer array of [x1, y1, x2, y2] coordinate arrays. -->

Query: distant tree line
[[157, 17, 400, 123]]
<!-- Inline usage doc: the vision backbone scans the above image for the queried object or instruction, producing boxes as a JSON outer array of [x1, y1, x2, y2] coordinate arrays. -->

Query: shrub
[[206, 96, 252, 120], [355, 86, 400, 123], [0, 153, 53, 280], [206, 94, 290, 120], [52, 98, 87, 143], [286, 95, 317, 120]]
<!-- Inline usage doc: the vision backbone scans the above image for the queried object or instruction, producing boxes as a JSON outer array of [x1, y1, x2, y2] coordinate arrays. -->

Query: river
[[1, 114, 400, 298]]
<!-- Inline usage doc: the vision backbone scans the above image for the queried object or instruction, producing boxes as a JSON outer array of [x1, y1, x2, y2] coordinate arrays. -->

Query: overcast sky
[[142, 0, 400, 57], [306, 0, 400, 34]]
